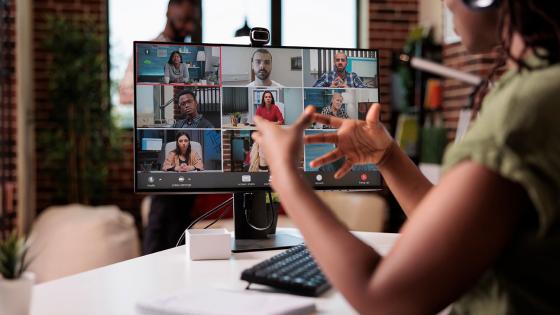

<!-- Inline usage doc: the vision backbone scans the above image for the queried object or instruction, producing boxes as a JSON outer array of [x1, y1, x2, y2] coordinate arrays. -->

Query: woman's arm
[[253, 111, 525, 314], [162, 152, 177, 171], [163, 64, 170, 84], [272, 160, 523, 314], [274, 105, 285, 125], [190, 151, 204, 170], [377, 141, 434, 215]]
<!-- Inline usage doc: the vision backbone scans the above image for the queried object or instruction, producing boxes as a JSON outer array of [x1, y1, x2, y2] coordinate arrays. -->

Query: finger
[[334, 160, 353, 179], [366, 103, 381, 127], [251, 131, 263, 143], [309, 148, 343, 168], [253, 115, 274, 131], [304, 132, 338, 145], [293, 106, 315, 131], [311, 113, 344, 128]]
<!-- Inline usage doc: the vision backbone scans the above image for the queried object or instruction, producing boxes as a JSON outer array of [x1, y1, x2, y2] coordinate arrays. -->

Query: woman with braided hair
[[251, 0, 560, 313]]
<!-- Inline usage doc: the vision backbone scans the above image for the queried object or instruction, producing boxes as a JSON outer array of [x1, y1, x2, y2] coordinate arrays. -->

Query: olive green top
[[443, 56, 560, 315]]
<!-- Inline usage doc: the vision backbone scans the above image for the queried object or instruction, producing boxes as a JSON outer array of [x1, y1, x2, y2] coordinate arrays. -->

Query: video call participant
[[247, 49, 283, 87], [164, 51, 190, 84], [313, 52, 366, 88], [162, 132, 203, 172], [320, 92, 348, 128], [248, 142, 268, 172], [255, 91, 284, 125], [172, 90, 214, 128], [119, 0, 200, 104]]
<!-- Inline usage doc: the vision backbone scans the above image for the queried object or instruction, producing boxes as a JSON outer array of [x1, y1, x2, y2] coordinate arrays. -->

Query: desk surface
[[31, 230, 399, 315]]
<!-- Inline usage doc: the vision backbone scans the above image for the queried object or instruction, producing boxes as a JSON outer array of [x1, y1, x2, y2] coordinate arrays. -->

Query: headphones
[[463, 0, 500, 10]]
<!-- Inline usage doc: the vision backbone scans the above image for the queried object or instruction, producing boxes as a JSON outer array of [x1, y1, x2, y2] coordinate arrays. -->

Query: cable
[[175, 196, 233, 247], [203, 206, 232, 229], [243, 191, 276, 231]]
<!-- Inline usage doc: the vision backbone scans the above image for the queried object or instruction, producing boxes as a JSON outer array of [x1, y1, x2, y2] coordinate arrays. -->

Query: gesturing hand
[[251, 107, 315, 183], [305, 103, 394, 179]]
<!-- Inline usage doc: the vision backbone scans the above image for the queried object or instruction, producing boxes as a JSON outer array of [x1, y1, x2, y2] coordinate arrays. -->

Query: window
[[109, 0, 168, 127], [282, 0, 357, 48], [202, 0, 271, 44]]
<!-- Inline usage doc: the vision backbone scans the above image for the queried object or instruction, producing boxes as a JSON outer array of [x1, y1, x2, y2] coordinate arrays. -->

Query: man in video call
[[172, 89, 215, 128], [119, 0, 200, 105], [246, 48, 283, 87], [312, 52, 367, 88]]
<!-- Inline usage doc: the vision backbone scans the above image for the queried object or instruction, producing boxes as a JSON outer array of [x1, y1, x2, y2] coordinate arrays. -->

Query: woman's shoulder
[[479, 63, 560, 133]]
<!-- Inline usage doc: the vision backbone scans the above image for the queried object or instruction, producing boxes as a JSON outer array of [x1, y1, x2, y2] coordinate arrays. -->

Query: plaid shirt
[[313, 71, 366, 88], [320, 104, 348, 129]]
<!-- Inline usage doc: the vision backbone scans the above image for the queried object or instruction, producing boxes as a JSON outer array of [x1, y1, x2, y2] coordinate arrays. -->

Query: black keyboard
[[240, 244, 331, 297]]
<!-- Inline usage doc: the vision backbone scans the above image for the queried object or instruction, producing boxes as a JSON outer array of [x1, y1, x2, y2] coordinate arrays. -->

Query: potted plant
[[230, 112, 241, 127], [0, 231, 34, 315]]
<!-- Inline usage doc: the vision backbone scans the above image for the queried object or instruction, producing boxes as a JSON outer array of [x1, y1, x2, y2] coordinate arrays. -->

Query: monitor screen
[[134, 41, 381, 193]]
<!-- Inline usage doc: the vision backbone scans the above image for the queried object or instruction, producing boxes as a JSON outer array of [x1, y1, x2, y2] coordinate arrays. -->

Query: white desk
[[31, 230, 399, 315]]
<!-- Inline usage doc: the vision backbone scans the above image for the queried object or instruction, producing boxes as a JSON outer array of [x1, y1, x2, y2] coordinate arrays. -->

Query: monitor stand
[[231, 192, 303, 253]]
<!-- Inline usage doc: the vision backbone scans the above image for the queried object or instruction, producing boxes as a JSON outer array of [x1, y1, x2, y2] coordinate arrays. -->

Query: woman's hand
[[305, 103, 394, 179], [252, 107, 315, 184]]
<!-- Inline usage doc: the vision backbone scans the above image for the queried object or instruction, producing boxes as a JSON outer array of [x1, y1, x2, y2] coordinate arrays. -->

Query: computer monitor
[[134, 41, 382, 252]]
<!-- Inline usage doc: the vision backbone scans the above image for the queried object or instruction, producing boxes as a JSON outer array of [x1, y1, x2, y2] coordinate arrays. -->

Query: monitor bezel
[[133, 41, 382, 194]]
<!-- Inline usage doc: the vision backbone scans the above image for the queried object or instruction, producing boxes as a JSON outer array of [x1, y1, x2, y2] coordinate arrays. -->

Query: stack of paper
[[137, 288, 316, 315]]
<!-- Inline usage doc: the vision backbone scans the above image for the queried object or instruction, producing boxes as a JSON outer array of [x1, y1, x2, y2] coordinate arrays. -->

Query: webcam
[[462, 0, 499, 10], [250, 27, 270, 47]]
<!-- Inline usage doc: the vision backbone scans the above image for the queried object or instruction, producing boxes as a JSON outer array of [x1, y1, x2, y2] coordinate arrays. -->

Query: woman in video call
[[162, 132, 203, 172], [163, 51, 189, 84], [320, 92, 348, 129], [255, 91, 284, 125], [252, 0, 560, 313]]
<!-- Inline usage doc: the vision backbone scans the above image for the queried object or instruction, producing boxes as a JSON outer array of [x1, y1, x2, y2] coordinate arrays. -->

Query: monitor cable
[[175, 196, 234, 247], [243, 191, 276, 231]]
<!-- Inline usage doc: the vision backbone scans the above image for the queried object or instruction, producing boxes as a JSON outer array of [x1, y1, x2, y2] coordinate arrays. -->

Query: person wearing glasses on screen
[[319, 92, 348, 129], [247, 49, 283, 87], [313, 52, 366, 88], [162, 132, 203, 172], [252, 0, 560, 313], [172, 90, 214, 128], [164, 51, 189, 84]]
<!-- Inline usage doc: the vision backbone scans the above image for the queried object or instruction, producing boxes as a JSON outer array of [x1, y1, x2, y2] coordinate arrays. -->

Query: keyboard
[[240, 244, 331, 297]]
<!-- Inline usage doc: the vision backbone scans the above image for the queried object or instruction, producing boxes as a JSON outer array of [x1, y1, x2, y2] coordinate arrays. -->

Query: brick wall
[[369, 0, 419, 125], [223, 131, 233, 171], [0, 1, 16, 230], [441, 44, 498, 141], [33, 0, 143, 217]]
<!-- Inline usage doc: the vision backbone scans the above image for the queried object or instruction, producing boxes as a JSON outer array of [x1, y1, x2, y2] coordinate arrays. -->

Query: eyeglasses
[[462, 0, 500, 10]]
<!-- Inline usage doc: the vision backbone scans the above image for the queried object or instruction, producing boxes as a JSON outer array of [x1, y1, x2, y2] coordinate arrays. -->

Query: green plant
[[39, 15, 121, 204], [0, 232, 31, 280]]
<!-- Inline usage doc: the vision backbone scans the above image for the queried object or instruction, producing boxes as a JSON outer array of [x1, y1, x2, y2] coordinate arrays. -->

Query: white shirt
[[246, 80, 284, 88]]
